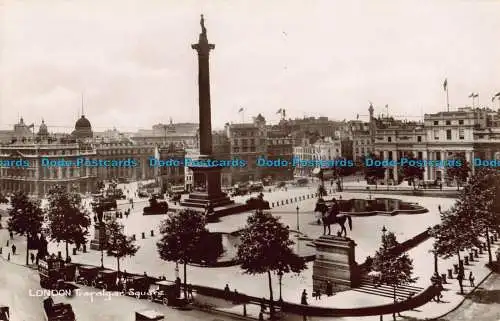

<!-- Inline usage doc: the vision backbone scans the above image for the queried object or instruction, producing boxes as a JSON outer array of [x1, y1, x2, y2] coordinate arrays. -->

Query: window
[[459, 120, 464, 125], [418, 152, 423, 159], [434, 121, 439, 125], [388, 137, 392, 142], [446, 120, 451, 125], [434, 129, 439, 140], [446, 129, 452, 140], [459, 128, 465, 140], [417, 136, 422, 142]]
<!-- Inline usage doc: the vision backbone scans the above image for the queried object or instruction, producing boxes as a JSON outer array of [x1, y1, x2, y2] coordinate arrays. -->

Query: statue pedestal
[[312, 235, 360, 293], [89, 224, 106, 251]]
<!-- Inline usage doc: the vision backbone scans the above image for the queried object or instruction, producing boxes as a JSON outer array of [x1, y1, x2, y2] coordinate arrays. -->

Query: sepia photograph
[[0, 1, 499, 320]]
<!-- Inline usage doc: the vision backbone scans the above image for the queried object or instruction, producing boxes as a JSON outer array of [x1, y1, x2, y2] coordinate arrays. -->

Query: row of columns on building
[[380, 150, 476, 183]]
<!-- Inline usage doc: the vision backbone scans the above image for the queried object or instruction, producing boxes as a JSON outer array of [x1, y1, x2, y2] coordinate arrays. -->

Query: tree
[[431, 203, 481, 293], [106, 218, 139, 272], [461, 168, 500, 264], [446, 154, 470, 190], [372, 231, 416, 321], [331, 157, 356, 189], [237, 211, 306, 318], [157, 209, 218, 298], [363, 152, 386, 185], [7, 191, 44, 265], [46, 185, 91, 259], [398, 153, 424, 189]]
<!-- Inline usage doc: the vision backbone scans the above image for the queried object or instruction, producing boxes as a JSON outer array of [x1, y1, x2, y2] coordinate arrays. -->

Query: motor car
[[147, 281, 181, 306], [93, 269, 118, 291], [75, 265, 99, 286], [135, 310, 164, 321], [0, 306, 9, 321], [124, 275, 151, 299], [143, 197, 169, 215], [43, 297, 75, 321]]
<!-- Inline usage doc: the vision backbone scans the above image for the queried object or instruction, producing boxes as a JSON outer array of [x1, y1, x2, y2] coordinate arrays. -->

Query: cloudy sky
[[1, 0, 499, 132]]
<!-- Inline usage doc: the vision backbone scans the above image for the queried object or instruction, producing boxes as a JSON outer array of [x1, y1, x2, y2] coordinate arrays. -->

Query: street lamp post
[[296, 206, 300, 232], [278, 271, 283, 302]]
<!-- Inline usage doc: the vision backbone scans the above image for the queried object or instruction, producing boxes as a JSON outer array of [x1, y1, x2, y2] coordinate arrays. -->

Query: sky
[[1, 0, 500, 132]]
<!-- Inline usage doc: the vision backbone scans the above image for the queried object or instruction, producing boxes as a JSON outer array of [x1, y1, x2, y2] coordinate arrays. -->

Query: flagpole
[[446, 87, 450, 112]]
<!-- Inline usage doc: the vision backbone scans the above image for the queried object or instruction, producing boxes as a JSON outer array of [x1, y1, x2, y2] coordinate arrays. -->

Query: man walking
[[469, 272, 475, 287]]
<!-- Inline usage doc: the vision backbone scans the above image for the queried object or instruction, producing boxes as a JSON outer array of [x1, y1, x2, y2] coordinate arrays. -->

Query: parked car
[[94, 269, 118, 291], [43, 297, 75, 321], [148, 281, 181, 306], [0, 306, 8, 321], [135, 310, 164, 321], [124, 275, 151, 299], [143, 197, 169, 215], [76, 265, 99, 286], [138, 191, 149, 198]]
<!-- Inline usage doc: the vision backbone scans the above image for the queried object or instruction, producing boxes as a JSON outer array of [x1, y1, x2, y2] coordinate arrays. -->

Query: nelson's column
[[181, 15, 246, 217]]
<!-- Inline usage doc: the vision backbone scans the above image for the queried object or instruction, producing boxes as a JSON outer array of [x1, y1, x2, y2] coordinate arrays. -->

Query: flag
[[356, 114, 359, 120], [473, 93, 479, 98], [468, 93, 474, 98], [28, 123, 34, 129], [443, 78, 447, 91], [276, 108, 282, 114], [238, 107, 244, 113], [492, 92, 500, 102]]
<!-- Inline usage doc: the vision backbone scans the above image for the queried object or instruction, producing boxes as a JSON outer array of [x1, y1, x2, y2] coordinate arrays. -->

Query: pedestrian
[[469, 272, 475, 287], [187, 284, 193, 300], [9, 231, 13, 240], [326, 280, 333, 296], [301, 289, 308, 305], [224, 284, 230, 296], [258, 311, 264, 321], [316, 289, 321, 300], [5, 240, 8, 247], [7, 253, 10, 261], [11, 244, 16, 255], [233, 289, 239, 304], [30, 253, 35, 264], [439, 183, 443, 191]]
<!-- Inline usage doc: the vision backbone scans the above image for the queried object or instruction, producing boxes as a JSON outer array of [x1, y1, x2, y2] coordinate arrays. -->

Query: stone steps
[[352, 278, 424, 300]]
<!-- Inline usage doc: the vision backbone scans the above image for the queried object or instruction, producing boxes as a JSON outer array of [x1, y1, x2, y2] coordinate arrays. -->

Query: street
[[0, 256, 245, 321]]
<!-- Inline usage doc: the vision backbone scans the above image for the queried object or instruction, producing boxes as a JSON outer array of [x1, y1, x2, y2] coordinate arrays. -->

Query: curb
[[193, 305, 258, 321], [430, 266, 495, 321]]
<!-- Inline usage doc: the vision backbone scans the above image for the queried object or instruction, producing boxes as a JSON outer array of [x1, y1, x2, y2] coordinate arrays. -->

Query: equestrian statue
[[314, 198, 352, 237]]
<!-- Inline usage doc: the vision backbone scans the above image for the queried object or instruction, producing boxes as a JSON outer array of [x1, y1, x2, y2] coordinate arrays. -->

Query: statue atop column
[[200, 14, 207, 35]]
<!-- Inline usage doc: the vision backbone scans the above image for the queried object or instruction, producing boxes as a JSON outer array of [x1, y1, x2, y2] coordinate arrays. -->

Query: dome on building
[[72, 115, 93, 140], [75, 115, 92, 129], [37, 120, 48, 136]]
